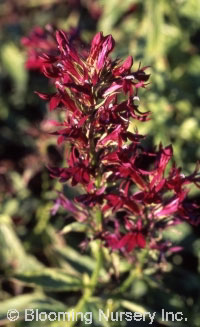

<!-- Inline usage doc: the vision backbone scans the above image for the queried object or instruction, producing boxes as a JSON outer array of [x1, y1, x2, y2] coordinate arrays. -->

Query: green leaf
[[98, 0, 134, 34], [55, 245, 109, 282], [59, 222, 87, 235], [163, 222, 192, 243], [120, 300, 185, 326], [0, 215, 43, 272], [13, 268, 82, 292], [1, 43, 27, 94], [0, 292, 66, 321], [55, 246, 95, 274], [120, 299, 147, 314]]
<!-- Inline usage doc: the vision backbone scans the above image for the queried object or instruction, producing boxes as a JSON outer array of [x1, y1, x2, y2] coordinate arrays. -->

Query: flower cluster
[[24, 29, 200, 259], [21, 25, 82, 71]]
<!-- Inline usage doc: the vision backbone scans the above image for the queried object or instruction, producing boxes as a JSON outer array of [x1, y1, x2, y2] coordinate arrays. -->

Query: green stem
[[116, 248, 149, 295], [67, 239, 103, 327], [95, 208, 103, 232], [90, 240, 103, 292], [114, 263, 142, 295]]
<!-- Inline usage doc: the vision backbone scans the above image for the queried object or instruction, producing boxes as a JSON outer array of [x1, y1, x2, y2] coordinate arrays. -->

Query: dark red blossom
[[51, 193, 88, 222], [24, 29, 200, 258], [22, 25, 84, 71], [105, 232, 146, 252], [117, 232, 146, 252]]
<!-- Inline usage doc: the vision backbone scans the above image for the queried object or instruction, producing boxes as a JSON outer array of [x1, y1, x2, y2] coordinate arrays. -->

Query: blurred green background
[[0, 0, 200, 326]]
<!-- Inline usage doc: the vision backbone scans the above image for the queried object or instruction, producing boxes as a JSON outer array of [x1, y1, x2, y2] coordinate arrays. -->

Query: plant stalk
[[67, 239, 103, 327]]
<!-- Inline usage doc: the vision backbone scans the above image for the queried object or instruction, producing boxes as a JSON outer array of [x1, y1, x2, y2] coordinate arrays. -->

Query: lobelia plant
[[23, 27, 200, 325]]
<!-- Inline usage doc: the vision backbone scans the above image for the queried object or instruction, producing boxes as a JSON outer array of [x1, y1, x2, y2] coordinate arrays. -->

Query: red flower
[[23, 29, 200, 259], [105, 232, 146, 253], [117, 232, 146, 252]]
